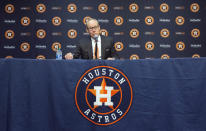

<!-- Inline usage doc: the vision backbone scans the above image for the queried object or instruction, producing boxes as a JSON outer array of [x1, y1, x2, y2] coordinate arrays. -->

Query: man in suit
[[65, 18, 118, 60]]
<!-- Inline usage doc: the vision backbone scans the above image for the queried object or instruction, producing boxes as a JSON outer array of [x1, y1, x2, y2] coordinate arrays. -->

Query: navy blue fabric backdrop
[[0, 0, 206, 59], [0, 58, 206, 131]]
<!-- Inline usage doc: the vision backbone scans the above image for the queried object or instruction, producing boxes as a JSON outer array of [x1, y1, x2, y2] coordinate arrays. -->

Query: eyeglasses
[[87, 25, 99, 31]]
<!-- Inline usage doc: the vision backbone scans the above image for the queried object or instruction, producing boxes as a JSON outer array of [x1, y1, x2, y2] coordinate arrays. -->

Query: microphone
[[93, 35, 99, 42]]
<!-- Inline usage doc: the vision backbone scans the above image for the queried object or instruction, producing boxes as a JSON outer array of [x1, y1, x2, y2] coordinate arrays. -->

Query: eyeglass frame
[[87, 25, 100, 31]]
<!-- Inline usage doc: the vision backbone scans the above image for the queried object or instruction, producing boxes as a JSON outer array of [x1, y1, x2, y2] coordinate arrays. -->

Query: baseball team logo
[[100, 29, 108, 37], [52, 42, 61, 52], [98, 4, 108, 13], [68, 29, 77, 39], [36, 55, 46, 59], [160, 3, 169, 13], [145, 16, 154, 25], [20, 42, 30, 52], [129, 3, 139, 13], [130, 28, 139, 38], [175, 16, 185, 25], [21, 17, 31, 26], [145, 41, 155, 51], [83, 16, 91, 25], [114, 42, 124, 52], [52, 16, 62, 26], [5, 4, 15, 14], [192, 54, 200, 58], [160, 28, 170, 38], [161, 54, 170, 59], [190, 3, 199, 13], [130, 54, 139, 60], [191, 29, 200, 38], [114, 16, 124, 26], [36, 29, 46, 39], [5, 30, 15, 39], [36, 4, 46, 13], [176, 41, 185, 51], [5, 56, 13, 59], [67, 4, 77, 13], [75, 66, 133, 125]]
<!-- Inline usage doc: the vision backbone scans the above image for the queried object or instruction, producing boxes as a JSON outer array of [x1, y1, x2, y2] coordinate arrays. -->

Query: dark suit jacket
[[73, 36, 118, 59]]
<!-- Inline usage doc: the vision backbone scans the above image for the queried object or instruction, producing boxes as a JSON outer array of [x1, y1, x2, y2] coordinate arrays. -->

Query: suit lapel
[[87, 37, 93, 59], [86, 36, 106, 59]]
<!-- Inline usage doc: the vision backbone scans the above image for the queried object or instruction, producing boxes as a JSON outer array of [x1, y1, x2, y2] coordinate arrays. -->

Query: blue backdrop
[[0, 0, 206, 59]]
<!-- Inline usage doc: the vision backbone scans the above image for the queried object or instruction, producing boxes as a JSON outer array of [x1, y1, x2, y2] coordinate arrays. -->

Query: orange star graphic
[[88, 78, 119, 110]]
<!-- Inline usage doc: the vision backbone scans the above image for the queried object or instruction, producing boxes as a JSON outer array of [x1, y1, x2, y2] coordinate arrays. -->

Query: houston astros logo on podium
[[75, 66, 133, 125]]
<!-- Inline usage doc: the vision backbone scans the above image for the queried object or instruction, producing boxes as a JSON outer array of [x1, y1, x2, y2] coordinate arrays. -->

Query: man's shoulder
[[101, 35, 112, 39], [79, 35, 113, 42], [101, 35, 113, 41]]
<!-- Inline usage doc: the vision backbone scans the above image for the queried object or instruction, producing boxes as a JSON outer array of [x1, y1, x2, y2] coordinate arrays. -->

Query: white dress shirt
[[91, 35, 101, 59]]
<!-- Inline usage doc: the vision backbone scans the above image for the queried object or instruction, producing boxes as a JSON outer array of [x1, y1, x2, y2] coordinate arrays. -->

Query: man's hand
[[65, 53, 73, 60]]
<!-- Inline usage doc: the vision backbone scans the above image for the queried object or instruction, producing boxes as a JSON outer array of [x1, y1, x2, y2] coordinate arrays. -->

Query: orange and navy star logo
[[75, 66, 133, 126], [88, 78, 119, 109]]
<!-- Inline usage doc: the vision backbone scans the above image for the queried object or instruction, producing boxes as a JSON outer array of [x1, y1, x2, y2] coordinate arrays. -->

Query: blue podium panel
[[0, 58, 206, 131]]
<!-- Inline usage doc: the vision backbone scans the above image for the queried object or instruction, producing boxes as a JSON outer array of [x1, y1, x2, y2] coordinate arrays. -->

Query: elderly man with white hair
[[65, 18, 118, 60]]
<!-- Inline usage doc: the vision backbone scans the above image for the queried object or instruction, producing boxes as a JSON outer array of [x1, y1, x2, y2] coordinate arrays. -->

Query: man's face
[[86, 20, 100, 38]]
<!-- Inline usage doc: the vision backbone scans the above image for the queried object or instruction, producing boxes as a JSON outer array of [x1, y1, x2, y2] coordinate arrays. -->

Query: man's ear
[[86, 28, 88, 33]]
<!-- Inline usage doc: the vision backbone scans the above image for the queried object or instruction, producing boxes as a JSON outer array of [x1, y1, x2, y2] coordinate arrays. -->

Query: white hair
[[85, 18, 99, 28]]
